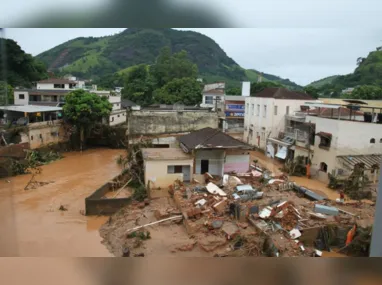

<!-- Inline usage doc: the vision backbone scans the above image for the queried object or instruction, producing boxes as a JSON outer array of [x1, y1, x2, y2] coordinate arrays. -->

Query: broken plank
[[125, 215, 183, 233]]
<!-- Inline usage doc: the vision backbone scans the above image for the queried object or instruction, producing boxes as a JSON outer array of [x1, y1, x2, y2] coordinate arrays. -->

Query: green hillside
[[36, 28, 300, 89], [308, 46, 382, 98], [307, 75, 339, 88]]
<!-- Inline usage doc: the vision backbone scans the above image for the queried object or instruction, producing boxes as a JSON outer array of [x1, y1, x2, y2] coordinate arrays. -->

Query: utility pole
[[370, 160, 382, 256]]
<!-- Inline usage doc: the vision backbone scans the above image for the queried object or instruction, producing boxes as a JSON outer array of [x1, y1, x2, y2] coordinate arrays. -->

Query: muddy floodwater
[[0, 148, 124, 257]]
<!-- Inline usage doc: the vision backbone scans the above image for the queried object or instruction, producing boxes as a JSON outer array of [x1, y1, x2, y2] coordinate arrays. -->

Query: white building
[[305, 105, 382, 183], [243, 88, 316, 151], [13, 78, 126, 127], [200, 82, 225, 109]]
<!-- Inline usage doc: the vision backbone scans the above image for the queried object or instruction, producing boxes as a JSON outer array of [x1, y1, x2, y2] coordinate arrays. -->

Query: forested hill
[[36, 28, 300, 89], [0, 39, 47, 87], [307, 46, 382, 98]]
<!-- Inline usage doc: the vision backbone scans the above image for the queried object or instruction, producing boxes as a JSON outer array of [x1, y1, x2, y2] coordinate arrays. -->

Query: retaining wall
[[85, 174, 132, 216]]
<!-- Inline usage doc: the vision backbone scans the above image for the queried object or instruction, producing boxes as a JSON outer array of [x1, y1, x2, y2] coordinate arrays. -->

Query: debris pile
[[100, 156, 376, 257]]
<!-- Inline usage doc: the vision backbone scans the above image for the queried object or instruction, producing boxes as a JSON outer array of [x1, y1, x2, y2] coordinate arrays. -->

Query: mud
[[0, 148, 123, 256], [251, 151, 283, 176]]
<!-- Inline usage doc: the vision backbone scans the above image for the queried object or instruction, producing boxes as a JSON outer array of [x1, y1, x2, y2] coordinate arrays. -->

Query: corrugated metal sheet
[[337, 154, 382, 169]]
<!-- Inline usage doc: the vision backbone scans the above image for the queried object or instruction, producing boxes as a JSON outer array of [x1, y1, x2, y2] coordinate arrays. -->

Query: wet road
[[0, 148, 123, 257]]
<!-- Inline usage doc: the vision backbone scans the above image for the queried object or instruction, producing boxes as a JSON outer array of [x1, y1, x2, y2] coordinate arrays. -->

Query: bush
[[132, 185, 147, 202]]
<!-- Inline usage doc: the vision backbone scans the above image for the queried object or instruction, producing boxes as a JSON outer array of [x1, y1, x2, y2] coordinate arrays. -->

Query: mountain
[[307, 75, 340, 88], [307, 47, 382, 94], [36, 28, 300, 89], [0, 39, 47, 88]]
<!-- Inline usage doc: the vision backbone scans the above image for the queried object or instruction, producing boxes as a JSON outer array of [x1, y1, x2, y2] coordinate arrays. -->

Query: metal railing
[[285, 127, 309, 143]]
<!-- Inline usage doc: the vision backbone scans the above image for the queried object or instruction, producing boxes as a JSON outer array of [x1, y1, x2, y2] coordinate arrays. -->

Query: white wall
[[109, 111, 126, 126], [200, 94, 224, 108], [14, 91, 29, 105], [195, 149, 225, 176], [244, 97, 316, 150], [307, 115, 382, 180]]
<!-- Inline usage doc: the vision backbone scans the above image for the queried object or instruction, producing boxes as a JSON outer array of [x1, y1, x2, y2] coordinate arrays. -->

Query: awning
[[267, 137, 293, 147], [316, 132, 332, 139], [276, 146, 288, 159], [337, 154, 381, 170]]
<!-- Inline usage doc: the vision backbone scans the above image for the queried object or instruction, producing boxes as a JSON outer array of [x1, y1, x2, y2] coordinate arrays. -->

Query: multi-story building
[[13, 78, 126, 126], [303, 103, 382, 183], [243, 88, 315, 153]]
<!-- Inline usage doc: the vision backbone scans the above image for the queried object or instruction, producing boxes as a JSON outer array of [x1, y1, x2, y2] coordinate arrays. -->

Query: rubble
[[99, 151, 376, 258]]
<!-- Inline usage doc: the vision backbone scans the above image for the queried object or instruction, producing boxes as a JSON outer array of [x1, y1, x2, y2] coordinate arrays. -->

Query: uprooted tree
[[116, 137, 153, 201], [63, 89, 112, 151]]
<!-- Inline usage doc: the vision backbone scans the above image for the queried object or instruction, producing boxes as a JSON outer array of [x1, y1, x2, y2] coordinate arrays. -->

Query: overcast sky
[[5, 28, 381, 86]]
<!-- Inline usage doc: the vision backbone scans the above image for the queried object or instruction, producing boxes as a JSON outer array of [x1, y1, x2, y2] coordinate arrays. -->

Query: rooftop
[[38, 78, 77, 84], [337, 154, 381, 169], [141, 148, 192, 161], [203, 89, 225, 95], [0, 105, 62, 113], [306, 107, 364, 116], [252, 88, 314, 100], [179, 127, 253, 152], [224, 95, 246, 101]]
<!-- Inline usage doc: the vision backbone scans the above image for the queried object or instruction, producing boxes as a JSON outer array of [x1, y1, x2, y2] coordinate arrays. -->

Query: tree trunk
[[80, 126, 84, 152]]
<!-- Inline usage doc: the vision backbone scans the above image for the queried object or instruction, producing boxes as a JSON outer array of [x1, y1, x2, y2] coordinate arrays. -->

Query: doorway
[[201, 160, 209, 174]]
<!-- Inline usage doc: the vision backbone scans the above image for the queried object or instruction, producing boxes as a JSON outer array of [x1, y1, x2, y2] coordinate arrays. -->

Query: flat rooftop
[[142, 148, 192, 161], [0, 105, 62, 113]]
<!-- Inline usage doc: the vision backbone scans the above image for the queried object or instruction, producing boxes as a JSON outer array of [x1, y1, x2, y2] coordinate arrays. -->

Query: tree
[[122, 64, 153, 106], [250, 81, 283, 96], [150, 47, 198, 89], [226, 87, 241, 95], [0, 39, 47, 87], [0, 81, 14, 105], [357, 57, 365, 66], [303, 86, 320, 99], [63, 90, 112, 150], [153, 77, 202, 106], [344, 85, 382, 100]]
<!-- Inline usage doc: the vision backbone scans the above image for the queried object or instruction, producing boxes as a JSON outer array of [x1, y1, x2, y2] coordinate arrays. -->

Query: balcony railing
[[285, 127, 309, 143], [285, 112, 306, 122]]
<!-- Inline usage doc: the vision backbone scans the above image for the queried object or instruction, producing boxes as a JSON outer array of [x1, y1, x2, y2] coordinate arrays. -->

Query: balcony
[[285, 112, 306, 123], [285, 127, 309, 144]]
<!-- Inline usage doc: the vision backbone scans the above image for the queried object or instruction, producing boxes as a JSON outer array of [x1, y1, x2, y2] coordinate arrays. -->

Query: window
[[117, 115, 120, 118], [257, 104, 260, 116], [30, 136, 33, 141], [246, 103, 249, 114], [251, 104, 254, 115], [286, 106, 290, 115], [320, 162, 328, 173], [263, 105, 267, 118], [380, 138, 382, 143], [317, 132, 332, 149], [274, 105, 278, 115], [167, 165, 183, 174], [370, 138, 376, 143], [18, 94, 25, 99], [54, 84, 65, 89], [111, 117, 114, 122], [205, 96, 213, 104]]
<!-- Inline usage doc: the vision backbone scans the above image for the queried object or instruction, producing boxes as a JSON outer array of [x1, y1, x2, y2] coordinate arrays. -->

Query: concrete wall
[[307, 115, 382, 181], [37, 83, 74, 90], [195, 150, 224, 176], [85, 181, 131, 215], [109, 110, 126, 126], [144, 159, 193, 189], [127, 110, 218, 135], [28, 120, 68, 149], [14, 91, 29, 105], [244, 97, 315, 150], [201, 94, 224, 109], [224, 153, 250, 173]]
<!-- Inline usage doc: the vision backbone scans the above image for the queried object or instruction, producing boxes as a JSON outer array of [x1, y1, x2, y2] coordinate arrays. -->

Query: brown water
[[251, 151, 283, 176], [290, 176, 340, 200], [0, 148, 123, 257]]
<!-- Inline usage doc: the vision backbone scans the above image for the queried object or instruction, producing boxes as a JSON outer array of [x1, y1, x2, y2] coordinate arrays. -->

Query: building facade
[[244, 88, 315, 151], [200, 82, 225, 109]]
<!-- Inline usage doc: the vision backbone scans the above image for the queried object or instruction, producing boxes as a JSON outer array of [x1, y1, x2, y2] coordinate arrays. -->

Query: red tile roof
[[253, 88, 314, 100], [307, 107, 364, 116]]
